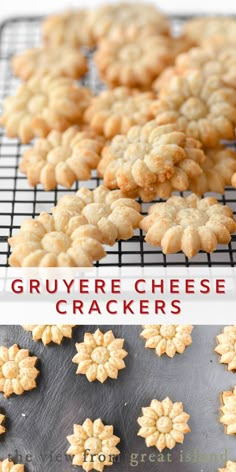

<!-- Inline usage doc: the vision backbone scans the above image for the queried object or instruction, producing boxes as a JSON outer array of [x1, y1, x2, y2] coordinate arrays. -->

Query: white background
[[0, 0, 236, 20]]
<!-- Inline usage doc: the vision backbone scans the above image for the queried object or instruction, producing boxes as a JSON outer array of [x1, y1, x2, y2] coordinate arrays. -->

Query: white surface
[[0, 0, 236, 20]]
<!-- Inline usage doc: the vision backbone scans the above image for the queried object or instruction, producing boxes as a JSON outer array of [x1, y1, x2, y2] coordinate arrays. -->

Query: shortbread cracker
[[84, 87, 155, 138], [176, 47, 236, 89], [42, 9, 94, 47], [190, 147, 236, 195], [151, 71, 236, 147], [8, 186, 142, 266], [67, 419, 120, 470], [137, 397, 190, 452], [140, 194, 236, 259], [154, 47, 236, 92], [183, 16, 236, 46], [141, 325, 193, 358], [0, 460, 24, 471], [20, 126, 104, 190], [95, 34, 192, 89], [53, 186, 142, 245], [0, 75, 91, 143], [215, 326, 236, 372], [9, 214, 106, 267], [95, 36, 174, 89], [72, 329, 127, 383], [12, 45, 88, 81], [0, 344, 39, 398], [98, 121, 206, 200], [90, 2, 170, 42], [219, 462, 236, 472], [220, 386, 236, 436]]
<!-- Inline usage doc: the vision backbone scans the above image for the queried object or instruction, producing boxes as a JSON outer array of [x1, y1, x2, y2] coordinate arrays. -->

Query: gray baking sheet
[[0, 325, 235, 471]]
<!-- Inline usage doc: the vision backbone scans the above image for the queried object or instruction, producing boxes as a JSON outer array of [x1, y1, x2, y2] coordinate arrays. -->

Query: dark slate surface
[[0, 325, 235, 471]]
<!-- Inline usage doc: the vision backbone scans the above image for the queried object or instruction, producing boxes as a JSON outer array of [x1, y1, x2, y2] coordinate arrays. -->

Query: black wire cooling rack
[[0, 16, 236, 267]]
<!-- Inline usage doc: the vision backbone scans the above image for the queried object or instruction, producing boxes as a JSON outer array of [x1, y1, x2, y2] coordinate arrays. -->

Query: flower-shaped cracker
[[0, 344, 39, 398], [8, 186, 142, 266], [98, 121, 206, 200], [95, 35, 193, 89], [0, 460, 24, 471], [219, 462, 236, 472], [153, 45, 236, 93], [23, 325, 76, 345], [84, 87, 155, 138], [140, 194, 236, 259], [0, 413, 6, 435], [137, 397, 190, 452], [42, 9, 94, 47], [72, 329, 127, 383], [190, 147, 236, 195], [20, 126, 104, 190], [0, 75, 91, 143], [53, 185, 142, 245], [12, 46, 88, 81], [90, 2, 170, 42], [8, 212, 105, 268], [183, 17, 236, 47], [95, 36, 175, 89], [67, 418, 120, 470], [151, 71, 236, 147], [140, 325, 193, 358], [215, 326, 236, 372], [175, 47, 236, 89], [219, 386, 236, 436]]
